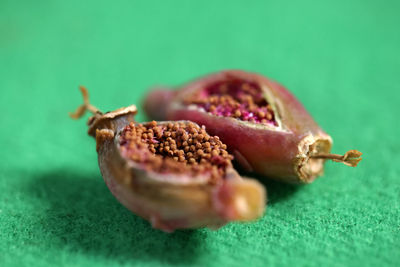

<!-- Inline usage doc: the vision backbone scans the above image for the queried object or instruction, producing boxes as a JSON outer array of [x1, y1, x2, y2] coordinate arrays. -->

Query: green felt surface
[[0, 0, 399, 266]]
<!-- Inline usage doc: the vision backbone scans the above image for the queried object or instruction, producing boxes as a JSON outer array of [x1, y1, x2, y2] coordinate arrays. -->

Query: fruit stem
[[69, 86, 103, 119], [310, 149, 362, 167]]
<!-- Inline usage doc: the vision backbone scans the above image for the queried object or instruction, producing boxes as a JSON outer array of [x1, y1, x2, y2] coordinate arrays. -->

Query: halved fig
[[71, 87, 266, 232], [144, 70, 362, 184]]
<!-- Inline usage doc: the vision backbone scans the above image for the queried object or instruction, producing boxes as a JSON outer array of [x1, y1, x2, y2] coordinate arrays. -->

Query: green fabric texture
[[1, 0, 399, 266]]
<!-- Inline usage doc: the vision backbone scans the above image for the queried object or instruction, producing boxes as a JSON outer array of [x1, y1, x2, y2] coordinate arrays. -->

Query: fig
[[144, 70, 362, 184], [70, 86, 266, 232]]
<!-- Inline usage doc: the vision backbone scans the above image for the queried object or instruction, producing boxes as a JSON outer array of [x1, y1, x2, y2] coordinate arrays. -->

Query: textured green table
[[1, 1, 399, 266]]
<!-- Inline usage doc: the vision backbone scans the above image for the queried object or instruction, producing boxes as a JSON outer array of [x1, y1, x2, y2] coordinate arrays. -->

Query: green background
[[1, 0, 399, 266]]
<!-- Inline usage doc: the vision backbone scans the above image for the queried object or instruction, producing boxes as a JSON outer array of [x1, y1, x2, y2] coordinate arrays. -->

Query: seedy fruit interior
[[184, 79, 278, 126], [118, 121, 233, 183]]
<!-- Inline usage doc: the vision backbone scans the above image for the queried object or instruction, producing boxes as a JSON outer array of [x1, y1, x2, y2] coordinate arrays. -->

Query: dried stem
[[69, 86, 102, 119], [310, 149, 362, 167]]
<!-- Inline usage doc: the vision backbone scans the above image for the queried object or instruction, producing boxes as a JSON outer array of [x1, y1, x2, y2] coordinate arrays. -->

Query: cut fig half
[[144, 70, 362, 183], [71, 86, 266, 232]]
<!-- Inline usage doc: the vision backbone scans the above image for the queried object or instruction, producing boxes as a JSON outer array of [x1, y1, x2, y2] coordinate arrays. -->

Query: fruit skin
[[144, 70, 333, 184], [84, 106, 265, 232]]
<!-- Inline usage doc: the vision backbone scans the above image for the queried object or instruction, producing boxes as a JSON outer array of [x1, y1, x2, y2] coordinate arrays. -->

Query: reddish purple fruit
[[70, 87, 265, 232], [144, 70, 362, 184]]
